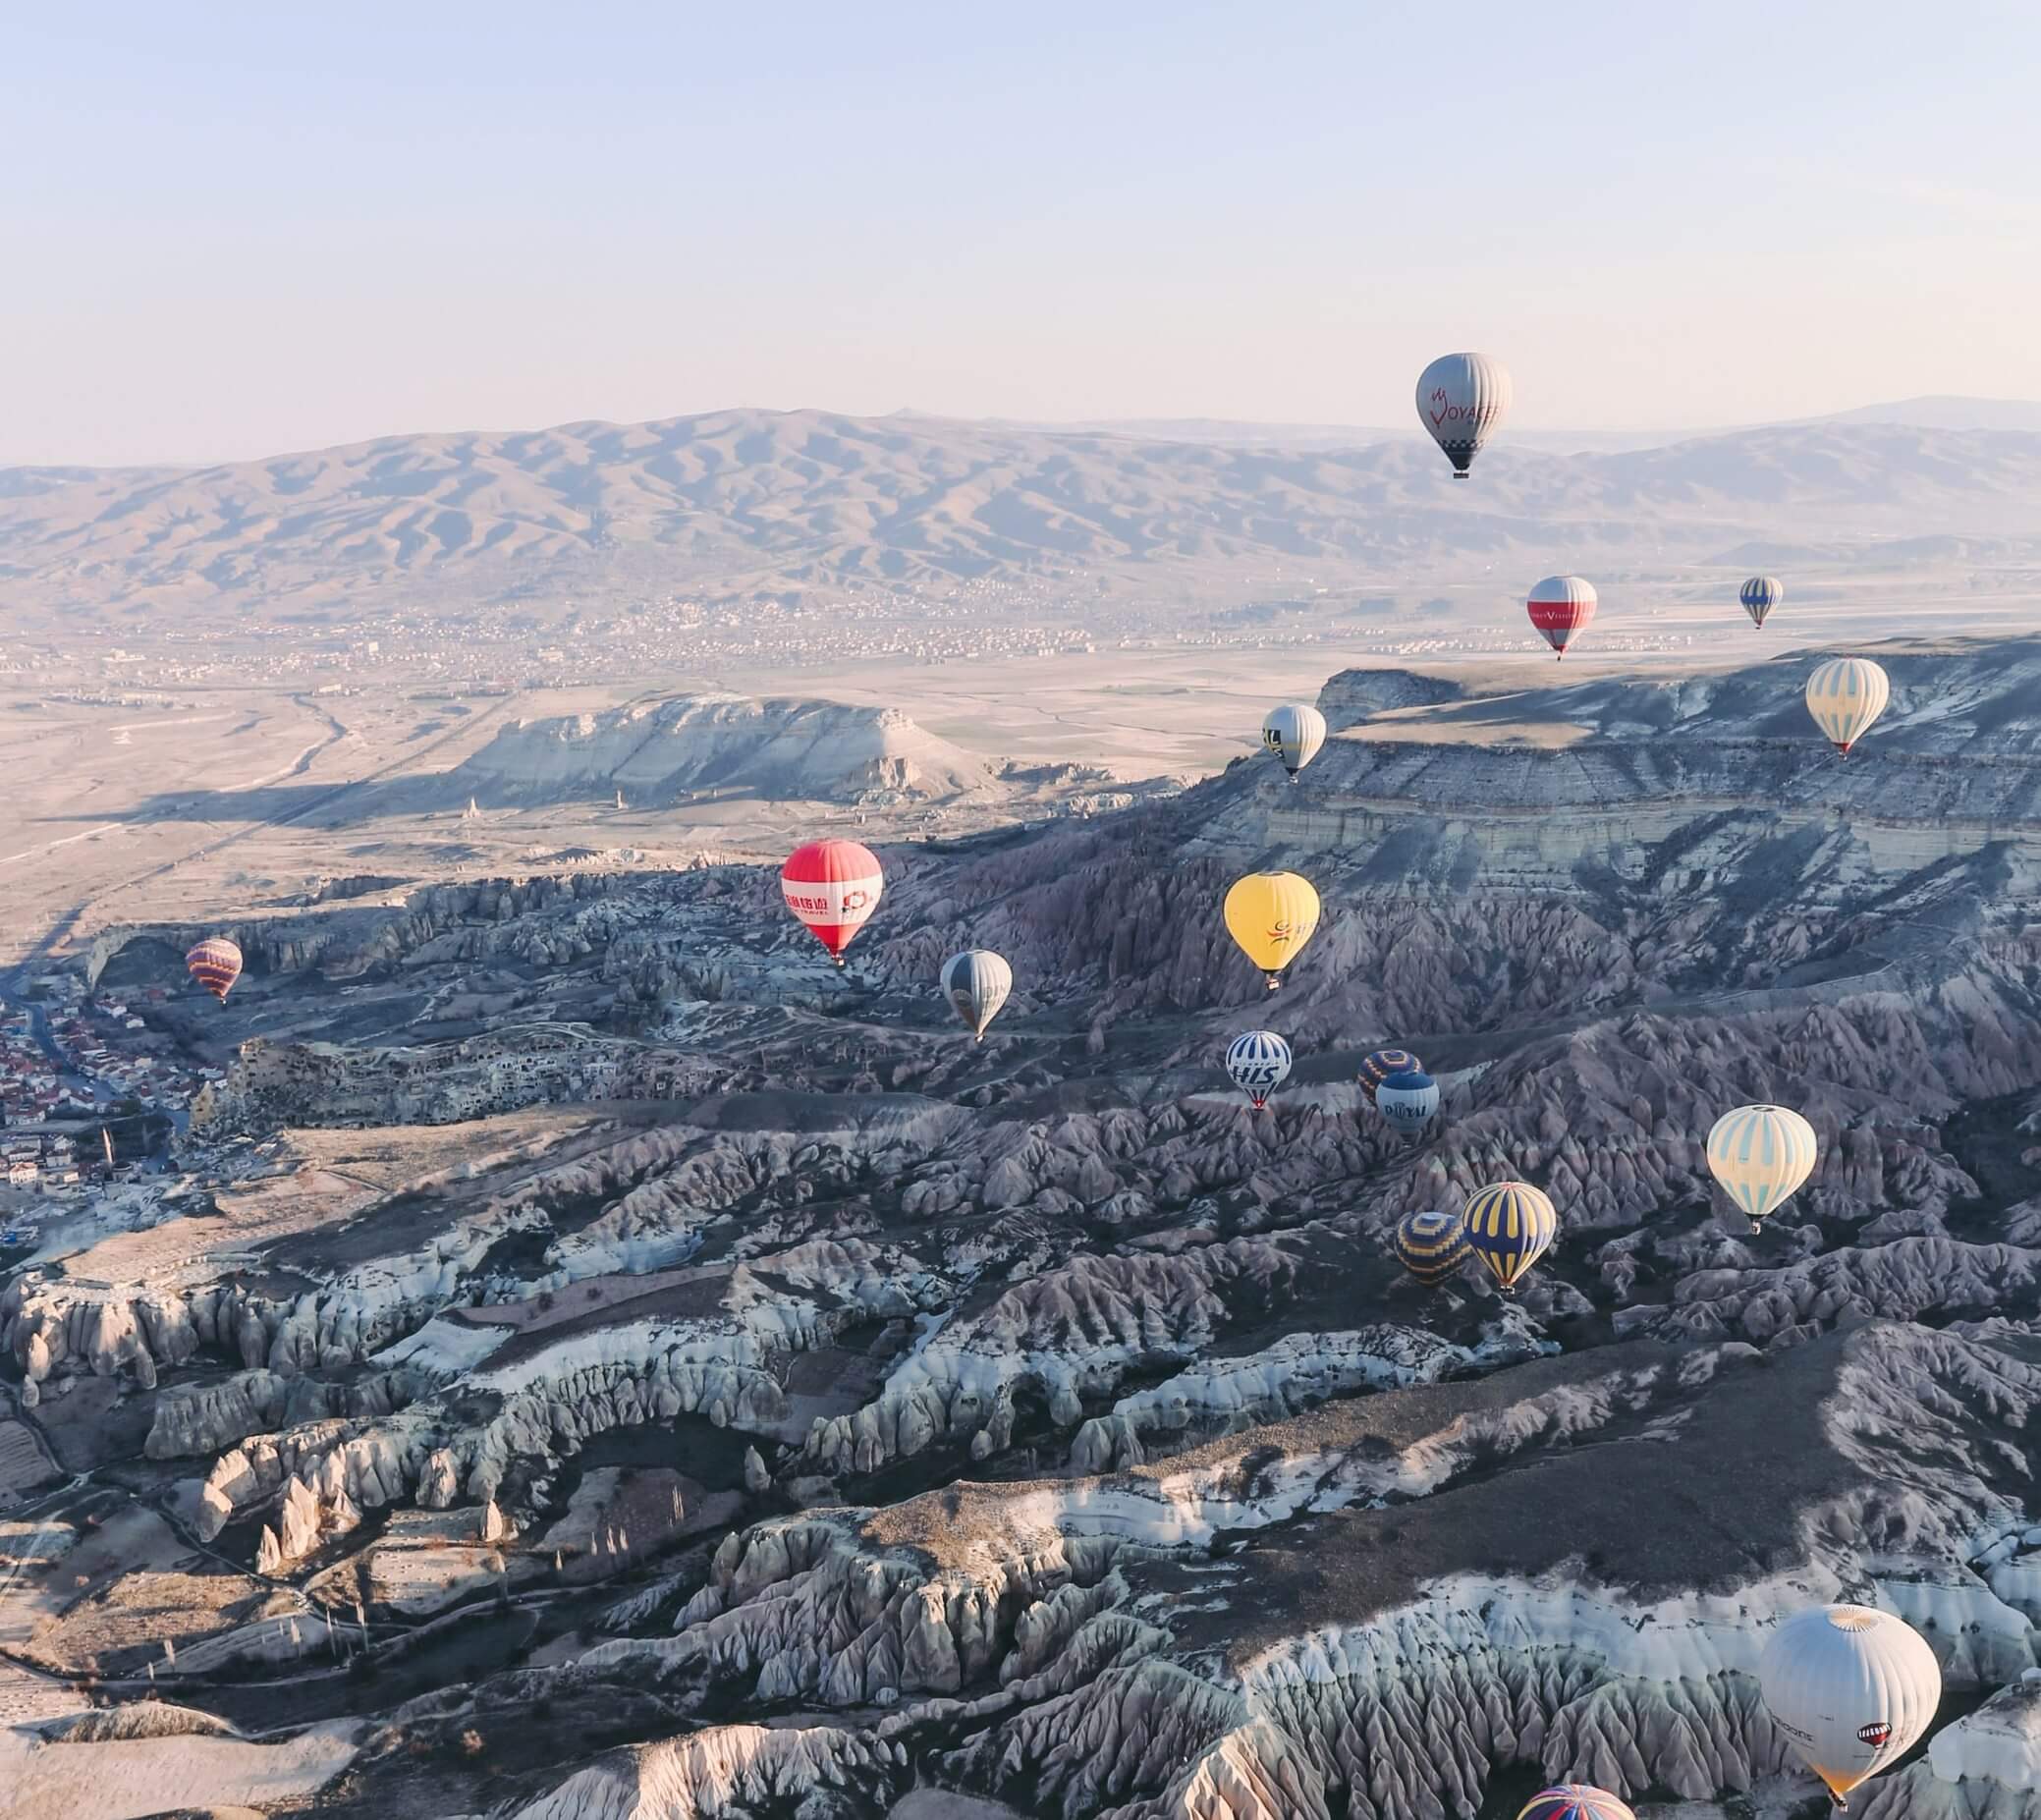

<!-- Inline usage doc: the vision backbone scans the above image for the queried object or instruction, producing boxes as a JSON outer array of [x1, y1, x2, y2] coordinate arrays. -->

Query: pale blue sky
[[4, 1, 2037, 464]]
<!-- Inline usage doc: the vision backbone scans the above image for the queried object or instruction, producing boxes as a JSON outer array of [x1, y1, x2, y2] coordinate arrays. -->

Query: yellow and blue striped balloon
[[1517, 1788, 1636, 1820], [1706, 1103, 1818, 1233], [1462, 1181, 1558, 1293], [1394, 1209, 1469, 1286], [1804, 657, 1890, 755]]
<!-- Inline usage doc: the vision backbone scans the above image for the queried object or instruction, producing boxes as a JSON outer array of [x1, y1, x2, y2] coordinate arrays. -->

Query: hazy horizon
[[8, 2, 2039, 467]]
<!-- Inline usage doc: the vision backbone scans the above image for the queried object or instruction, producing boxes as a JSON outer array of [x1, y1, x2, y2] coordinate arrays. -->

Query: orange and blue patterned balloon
[[1357, 1047, 1421, 1108], [1393, 1209, 1468, 1286], [1517, 1788, 1635, 1820]]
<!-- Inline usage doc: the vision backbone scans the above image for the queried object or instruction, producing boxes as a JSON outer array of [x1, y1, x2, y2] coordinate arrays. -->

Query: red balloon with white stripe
[[1526, 575, 1597, 660], [780, 840, 884, 966]]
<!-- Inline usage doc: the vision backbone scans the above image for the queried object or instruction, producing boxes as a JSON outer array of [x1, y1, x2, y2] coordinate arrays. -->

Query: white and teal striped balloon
[[1706, 1104, 1818, 1233], [1805, 657, 1890, 756]]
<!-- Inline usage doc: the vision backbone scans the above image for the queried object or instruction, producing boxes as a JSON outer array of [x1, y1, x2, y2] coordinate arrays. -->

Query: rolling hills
[[4, 407, 2040, 630]]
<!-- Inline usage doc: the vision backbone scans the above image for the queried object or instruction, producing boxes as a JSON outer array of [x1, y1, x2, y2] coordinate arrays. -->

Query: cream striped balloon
[[1706, 1104, 1818, 1233], [1804, 658, 1890, 756]]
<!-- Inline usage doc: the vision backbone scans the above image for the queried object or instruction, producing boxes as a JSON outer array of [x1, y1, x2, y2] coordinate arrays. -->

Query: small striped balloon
[[1357, 1047, 1422, 1108], [1804, 657, 1890, 756], [1463, 1180, 1559, 1293], [1394, 1209, 1469, 1286], [1706, 1104, 1818, 1234], [1517, 1787, 1636, 1820], [185, 937, 244, 1003], [1739, 576, 1784, 628]]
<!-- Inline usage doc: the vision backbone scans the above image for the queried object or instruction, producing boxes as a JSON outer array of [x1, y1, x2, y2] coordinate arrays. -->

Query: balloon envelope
[[940, 949, 1013, 1039], [1416, 353, 1512, 477], [1376, 1068, 1440, 1134], [1707, 1104, 1818, 1231], [1527, 576, 1598, 659], [1805, 658, 1890, 755], [1463, 1181, 1559, 1292], [1517, 1789, 1636, 1820], [186, 938, 244, 1003], [1394, 1209, 1469, 1286], [1260, 703, 1327, 781], [1223, 872, 1321, 988], [1225, 1029, 1293, 1108], [781, 840, 884, 964], [1357, 1048, 1422, 1108], [1759, 1605, 1941, 1806], [1740, 576, 1784, 628]]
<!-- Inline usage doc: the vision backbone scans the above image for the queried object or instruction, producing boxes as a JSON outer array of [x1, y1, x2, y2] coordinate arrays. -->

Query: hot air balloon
[[940, 949, 1013, 1040], [1394, 1209, 1469, 1286], [1223, 872, 1321, 990], [185, 938, 244, 1004], [1462, 1181, 1558, 1294], [1740, 576, 1784, 629], [1260, 704, 1327, 784], [1376, 1068, 1440, 1136], [1706, 1104, 1818, 1235], [1416, 353, 1512, 479], [1357, 1048, 1421, 1108], [1225, 1030, 1293, 1109], [1759, 1605, 1941, 1810], [1805, 658, 1890, 756], [780, 840, 884, 966], [1517, 1789, 1636, 1820], [1527, 576, 1598, 660]]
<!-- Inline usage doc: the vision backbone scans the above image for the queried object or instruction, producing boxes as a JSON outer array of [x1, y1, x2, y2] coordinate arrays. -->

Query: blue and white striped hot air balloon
[[1225, 1030, 1293, 1109], [1739, 576, 1784, 628], [1805, 657, 1890, 756], [1375, 1068, 1440, 1136], [1706, 1104, 1818, 1234], [1463, 1180, 1559, 1294]]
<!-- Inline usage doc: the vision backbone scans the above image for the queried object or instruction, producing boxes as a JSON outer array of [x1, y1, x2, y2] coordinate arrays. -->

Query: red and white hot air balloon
[[1526, 575, 1598, 660], [780, 840, 884, 966]]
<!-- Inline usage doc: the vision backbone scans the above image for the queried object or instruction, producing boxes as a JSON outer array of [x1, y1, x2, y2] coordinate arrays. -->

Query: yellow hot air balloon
[[1223, 871, 1321, 990], [1462, 1181, 1558, 1293], [1706, 1104, 1818, 1235]]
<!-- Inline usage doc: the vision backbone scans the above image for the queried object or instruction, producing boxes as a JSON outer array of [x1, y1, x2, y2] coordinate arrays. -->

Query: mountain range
[[2, 402, 2038, 631]]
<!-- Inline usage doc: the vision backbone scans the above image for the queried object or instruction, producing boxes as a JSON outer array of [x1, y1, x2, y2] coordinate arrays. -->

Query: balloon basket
[[1263, 974, 1281, 991]]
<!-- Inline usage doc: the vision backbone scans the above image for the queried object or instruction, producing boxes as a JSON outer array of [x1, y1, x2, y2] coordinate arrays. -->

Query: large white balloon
[[1260, 703, 1327, 782], [1759, 1605, 1941, 1809], [1416, 353, 1513, 478], [940, 949, 1014, 1040], [1805, 658, 1890, 756]]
